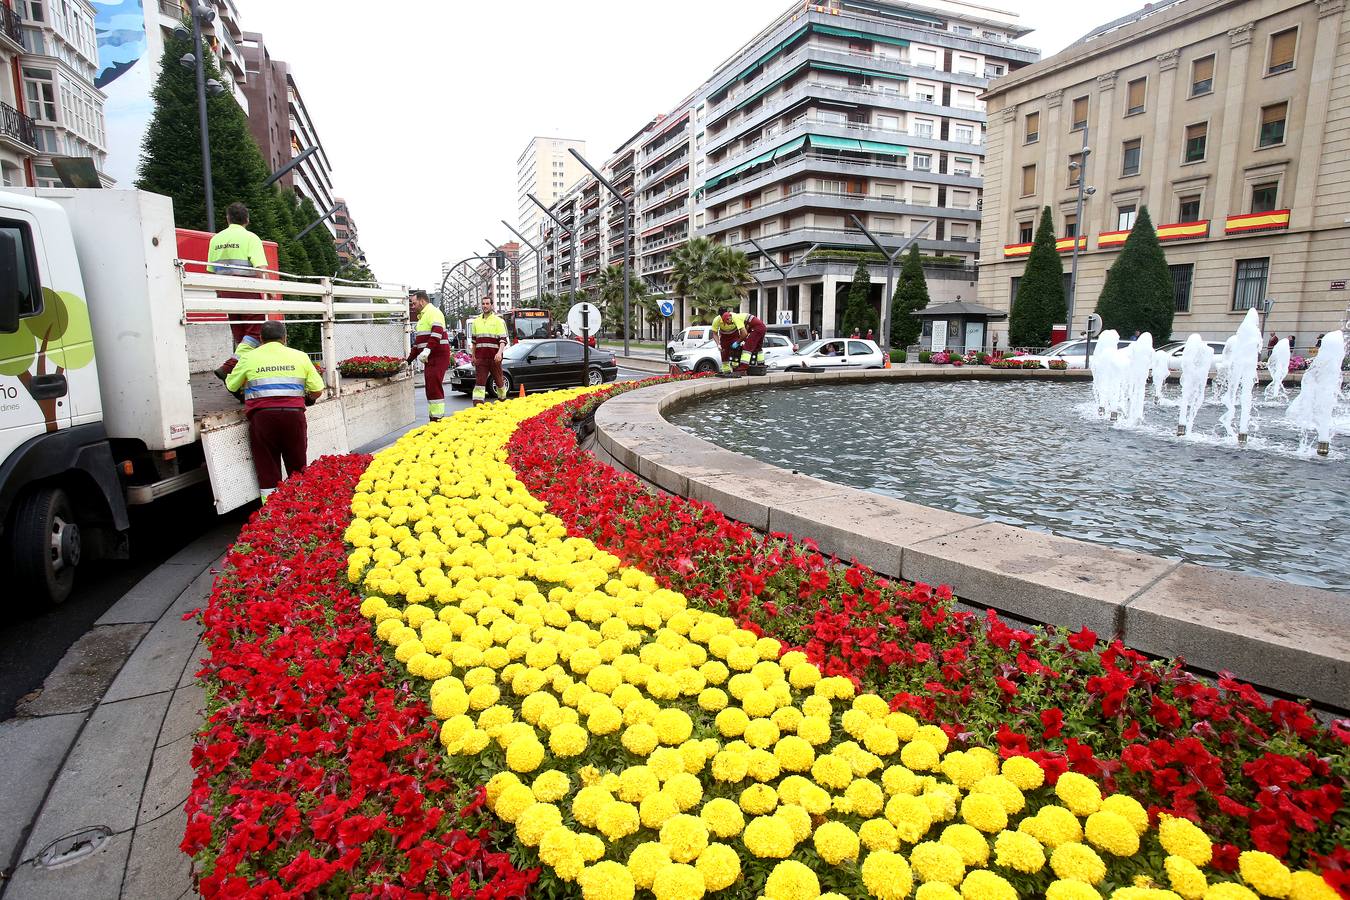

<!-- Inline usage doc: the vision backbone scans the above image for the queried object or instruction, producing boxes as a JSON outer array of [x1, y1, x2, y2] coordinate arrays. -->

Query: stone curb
[[593, 369, 1349, 709]]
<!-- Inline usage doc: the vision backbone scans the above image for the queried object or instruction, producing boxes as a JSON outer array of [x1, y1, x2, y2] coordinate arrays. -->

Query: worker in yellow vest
[[407, 290, 451, 421], [710, 306, 768, 375], [224, 320, 324, 502], [209, 202, 270, 382], [470, 297, 509, 405]]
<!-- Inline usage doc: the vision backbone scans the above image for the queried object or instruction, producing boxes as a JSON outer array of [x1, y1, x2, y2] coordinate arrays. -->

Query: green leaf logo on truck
[[0, 288, 94, 432]]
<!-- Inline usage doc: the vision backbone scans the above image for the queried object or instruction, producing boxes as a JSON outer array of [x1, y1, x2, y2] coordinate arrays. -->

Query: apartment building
[[0, 2, 36, 186], [979, 0, 1350, 348], [19, 0, 110, 186], [333, 196, 364, 267], [474, 242, 520, 311], [516, 136, 587, 301]]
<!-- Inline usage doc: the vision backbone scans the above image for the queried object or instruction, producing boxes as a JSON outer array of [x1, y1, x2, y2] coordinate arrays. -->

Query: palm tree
[[670, 237, 717, 321], [710, 245, 753, 306]]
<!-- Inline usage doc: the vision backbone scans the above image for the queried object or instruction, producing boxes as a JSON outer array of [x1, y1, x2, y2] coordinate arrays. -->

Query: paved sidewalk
[[0, 519, 239, 900]]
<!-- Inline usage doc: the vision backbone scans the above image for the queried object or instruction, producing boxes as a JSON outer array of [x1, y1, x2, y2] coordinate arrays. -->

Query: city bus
[[502, 308, 553, 344]]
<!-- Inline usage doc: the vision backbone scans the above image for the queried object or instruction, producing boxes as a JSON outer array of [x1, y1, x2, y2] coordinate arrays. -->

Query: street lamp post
[[847, 216, 933, 353], [500, 219, 545, 305], [569, 148, 632, 357], [529, 194, 577, 306], [747, 238, 820, 327], [1066, 127, 1095, 339], [174, 5, 227, 231]]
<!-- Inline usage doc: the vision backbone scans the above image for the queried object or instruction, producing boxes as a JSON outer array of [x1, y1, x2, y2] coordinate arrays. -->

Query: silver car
[[767, 338, 885, 371]]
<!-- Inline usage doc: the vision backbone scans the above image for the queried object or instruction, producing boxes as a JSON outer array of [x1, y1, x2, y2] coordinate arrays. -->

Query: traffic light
[[494, 251, 507, 271]]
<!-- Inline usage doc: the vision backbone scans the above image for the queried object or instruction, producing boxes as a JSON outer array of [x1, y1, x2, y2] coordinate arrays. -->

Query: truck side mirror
[[0, 231, 19, 334]]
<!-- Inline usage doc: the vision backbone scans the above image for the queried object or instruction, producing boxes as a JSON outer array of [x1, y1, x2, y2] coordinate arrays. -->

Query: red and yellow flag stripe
[[1225, 209, 1290, 234]]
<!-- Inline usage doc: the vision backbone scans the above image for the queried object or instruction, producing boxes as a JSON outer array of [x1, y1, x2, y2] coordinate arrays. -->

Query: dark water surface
[[670, 380, 1349, 591]]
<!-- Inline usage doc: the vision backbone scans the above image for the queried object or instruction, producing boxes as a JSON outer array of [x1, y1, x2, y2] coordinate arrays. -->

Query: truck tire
[[11, 486, 79, 606]]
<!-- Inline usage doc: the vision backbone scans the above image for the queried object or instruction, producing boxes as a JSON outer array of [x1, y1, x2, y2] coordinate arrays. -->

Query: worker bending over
[[209, 202, 270, 381], [710, 306, 768, 374], [470, 297, 509, 405], [225, 320, 324, 503], [407, 289, 451, 421]]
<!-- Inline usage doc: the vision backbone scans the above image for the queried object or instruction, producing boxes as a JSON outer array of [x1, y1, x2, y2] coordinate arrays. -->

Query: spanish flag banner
[[1224, 210, 1290, 235], [1157, 220, 1210, 241], [1003, 243, 1032, 258]]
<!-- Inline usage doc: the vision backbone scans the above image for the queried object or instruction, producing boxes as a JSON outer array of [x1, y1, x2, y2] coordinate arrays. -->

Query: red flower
[[1068, 626, 1098, 652]]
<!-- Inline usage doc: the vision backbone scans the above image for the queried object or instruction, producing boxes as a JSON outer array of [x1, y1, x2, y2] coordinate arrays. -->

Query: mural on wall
[[93, 0, 157, 187]]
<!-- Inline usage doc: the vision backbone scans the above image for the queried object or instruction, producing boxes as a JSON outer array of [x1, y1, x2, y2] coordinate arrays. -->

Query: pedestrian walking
[[470, 297, 508, 405], [210, 202, 270, 382], [224, 321, 323, 503], [406, 290, 451, 422]]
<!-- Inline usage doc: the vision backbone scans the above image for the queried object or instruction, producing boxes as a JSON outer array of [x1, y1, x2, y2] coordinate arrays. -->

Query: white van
[[666, 325, 714, 358]]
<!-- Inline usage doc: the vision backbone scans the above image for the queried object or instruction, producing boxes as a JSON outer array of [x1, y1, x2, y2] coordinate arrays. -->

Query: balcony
[[640, 180, 689, 212], [640, 151, 689, 187], [0, 101, 36, 153], [0, 2, 22, 49], [706, 190, 976, 236], [729, 225, 972, 257], [643, 231, 688, 253]]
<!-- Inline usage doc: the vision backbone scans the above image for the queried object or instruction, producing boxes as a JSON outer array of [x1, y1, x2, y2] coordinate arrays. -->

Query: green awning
[[857, 139, 908, 156], [773, 136, 808, 158], [712, 24, 809, 101], [811, 61, 906, 83], [809, 135, 862, 151], [731, 61, 811, 113], [813, 23, 909, 48]]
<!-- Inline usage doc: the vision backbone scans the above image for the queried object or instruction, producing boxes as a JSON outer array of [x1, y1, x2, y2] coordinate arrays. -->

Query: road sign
[[566, 302, 602, 336], [659, 300, 675, 318], [776, 309, 793, 325]]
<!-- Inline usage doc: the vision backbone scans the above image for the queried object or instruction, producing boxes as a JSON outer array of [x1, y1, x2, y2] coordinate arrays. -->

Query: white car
[[666, 325, 714, 358], [671, 333, 796, 373], [1156, 340, 1228, 372], [767, 338, 885, 371], [1010, 338, 1132, 369]]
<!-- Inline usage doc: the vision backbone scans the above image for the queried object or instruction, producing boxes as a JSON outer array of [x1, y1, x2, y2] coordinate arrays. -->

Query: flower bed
[[185, 455, 536, 899], [343, 384, 1346, 898], [339, 355, 405, 378]]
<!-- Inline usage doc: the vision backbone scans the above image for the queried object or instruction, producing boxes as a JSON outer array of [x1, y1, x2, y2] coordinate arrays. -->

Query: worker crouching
[[407, 289, 451, 421], [224, 320, 324, 503], [711, 306, 768, 375], [470, 297, 509, 405]]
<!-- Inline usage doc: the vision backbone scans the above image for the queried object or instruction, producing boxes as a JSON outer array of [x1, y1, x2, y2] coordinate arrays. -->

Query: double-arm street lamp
[[847, 216, 933, 355], [172, 5, 228, 231], [1066, 126, 1096, 339], [569, 147, 633, 357], [500, 219, 545, 304], [529, 193, 577, 303], [747, 238, 820, 325]]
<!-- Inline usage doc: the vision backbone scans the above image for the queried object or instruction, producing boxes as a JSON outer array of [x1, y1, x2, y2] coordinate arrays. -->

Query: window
[[872, 216, 896, 232], [1267, 28, 1297, 74], [913, 83, 936, 102], [1178, 194, 1201, 221], [1018, 221, 1033, 243], [876, 182, 897, 198], [1068, 152, 1083, 187], [1232, 258, 1269, 310], [1170, 264, 1194, 313], [1184, 122, 1207, 162], [956, 55, 978, 75], [1126, 78, 1146, 115], [914, 119, 934, 138], [877, 114, 900, 131], [848, 341, 873, 355], [951, 189, 973, 208], [819, 178, 843, 193], [1121, 139, 1142, 176], [915, 48, 938, 68], [22, 68, 57, 124], [1259, 102, 1287, 147], [1251, 181, 1278, 213], [953, 157, 973, 176], [25, 0, 45, 22], [1117, 204, 1137, 230], [1024, 111, 1040, 143], [0, 220, 41, 323], [913, 153, 932, 171], [985, 63, 1005, 78], [955, 89, 980, 109], [911, 185, 933, 204], [953, 124, 974, 143], [950, 222, 970, 241], [1071, 96, 1088, 130], [1021, 164, 1036, 196], [1064, 215, 1078, 237]]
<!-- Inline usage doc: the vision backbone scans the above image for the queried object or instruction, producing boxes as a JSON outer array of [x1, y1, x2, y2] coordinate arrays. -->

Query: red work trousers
[[248, 408, 308, 490], [423, 353, 449, 401], [474, 345, 504, 402], [743, 317, 766, 355], [218, 300, 263, 375]]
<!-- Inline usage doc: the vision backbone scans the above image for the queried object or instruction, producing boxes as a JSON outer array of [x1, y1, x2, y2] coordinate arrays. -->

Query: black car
[[451, 339, 618, 396]]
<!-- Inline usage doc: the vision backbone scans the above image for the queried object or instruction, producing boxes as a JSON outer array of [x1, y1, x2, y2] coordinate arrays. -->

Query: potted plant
[[338, 355, 405, 378]]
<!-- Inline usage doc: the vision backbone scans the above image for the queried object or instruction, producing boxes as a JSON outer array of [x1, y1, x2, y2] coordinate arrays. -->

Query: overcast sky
[[238, 0, 1143, 288]]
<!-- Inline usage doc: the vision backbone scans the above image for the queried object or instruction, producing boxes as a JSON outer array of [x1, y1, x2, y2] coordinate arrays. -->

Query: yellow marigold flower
[[1020, 805, 1083, 848], [618, 766, 660, 803], [578, 860, 635, 900], [743, 814, 796, 859], [621, 722, 659, 756], [1045, 880, 1102, 900], [572, 785, 613, 828], [1165, 855, 1209, 899], [912, 840, 966, 886], [743, 689, 777, 718], [772, 706, 804, 734], [640, 792, 680, 830], [549, 722, 588, 758], [587, 704, 623, 735], [861, 850, 914, 900], [773, 735, 816, 772], [775, 803, 812, 843], [885, 793, 934, 843], [715, 707, 749, 737], [813, 820, 861, 865], [695, 842, 741, 892], [994, 829, 1046, 874], [960, 869, 1017, 900], [1203, 886, 1259, 900], [595, 800, 640, 842], [740, 783, 778, 815], [651, 862, 705, 900], [467, 683, 500, 711], [797, 716, 832, 747], [1158, 815, 1212, 867], [959, 792, 1007, 834], [515, 802, 563, 846], [843, 708, 874, 740], [864, 724, 901, 757], [1238, 851, 1292, 898], [505, 736, 544, 773], [860, 818, 900, 852], [939, 824, 990, 867], [1051, 842, 1107, 885], [744, 748, 778, 782], [680, 739, 711, 774], [801, 695, 833, 719], [659, 813, 709, 863], [812, 754, 854, 790], [922, 784, 959, 823], [1085, 810, 1140, 857], [1056, 772, 1103, 816], [847, 779, 886, 818], [902, 740, 941, 771], [532, 770, 570, 803], [916, 884, 962, 900], [627, 842, 671, 890], [799, 783, 833, 816], [711, 749, 749, 783], [1289, 872, 1340, 900], [789, 661, 821, 690], [765, 860, 821, 900], [647, 747, 684, 782], [699, 797, 744, 839], [664, 772, 702, 812], [971, 775, 1025, 815], [1101, 794, 1148, 835], [694, 685, 729, 711], [882, 764, 920, 796], [745, 718, 781, 749]]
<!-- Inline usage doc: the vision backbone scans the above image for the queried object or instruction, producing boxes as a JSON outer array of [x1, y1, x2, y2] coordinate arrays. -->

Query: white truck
[[0, 188, 414, 605]]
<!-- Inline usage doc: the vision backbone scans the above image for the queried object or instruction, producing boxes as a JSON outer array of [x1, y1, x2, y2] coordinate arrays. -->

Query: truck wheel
[[694, 359, 718, 374], [11, 486, 79, 606]]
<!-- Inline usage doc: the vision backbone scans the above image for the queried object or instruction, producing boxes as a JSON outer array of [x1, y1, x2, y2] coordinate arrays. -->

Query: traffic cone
[[884, 353, 892, 369], [519, 383, 526, 398]]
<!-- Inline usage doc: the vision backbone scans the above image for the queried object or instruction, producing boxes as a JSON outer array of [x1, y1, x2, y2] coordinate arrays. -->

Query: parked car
[[452, 339, 617, 395], [1009, 338, 1132, 370], [767, 338, 885, 371], [766, 323, 812, 350], [666, 325, 714, 358], [1156, 340, 1228, 372], [670, 333, 796, 373]]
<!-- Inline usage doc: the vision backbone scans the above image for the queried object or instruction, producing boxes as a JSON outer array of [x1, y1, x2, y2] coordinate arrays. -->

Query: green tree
[[1008, 206, 1065, 347], [710, 245, 752, 307], [593, 265, 652, 336], [670, 237, 717, 319], [1095, 206, 1175, 342], [297, 196, 340, 275], [890, 243, 931, 350], [840, 259, 877, 336]]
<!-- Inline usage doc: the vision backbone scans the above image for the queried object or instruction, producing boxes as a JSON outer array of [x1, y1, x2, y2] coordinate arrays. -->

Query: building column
[[1289, 0, 1345, 229], [1211, 23, 1255, 225], [1088, 71, 1117, 236], [821, 275, 839, 336], [1147, 50, 1180, 219]]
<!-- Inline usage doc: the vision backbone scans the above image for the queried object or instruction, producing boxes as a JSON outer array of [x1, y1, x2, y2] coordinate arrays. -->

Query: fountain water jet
[[1264, 338, 1291, 403], [1220, 310, 1262, 445], [1089, 329, 1125, 420], [1287, 329, 1346, 455], [1151, 349, 1172, 404], [1122, 333, 1155, 425], [1176, 335, 1215, 436]]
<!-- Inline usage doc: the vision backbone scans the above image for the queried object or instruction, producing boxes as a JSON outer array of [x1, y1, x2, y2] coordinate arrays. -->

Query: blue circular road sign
[[659, 300, 675, 318]]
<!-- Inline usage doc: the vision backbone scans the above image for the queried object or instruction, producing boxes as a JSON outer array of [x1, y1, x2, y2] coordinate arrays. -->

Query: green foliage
[[1008, 207, 1066, 347], [840, 260, 877, 336], [670, 239, 753, 318], [298, 196, 340, 275], [806, 249, 967, 268], [592, 265, 652, 335], [1095, 206, 1175, 343], [890, 244, 931, 350]]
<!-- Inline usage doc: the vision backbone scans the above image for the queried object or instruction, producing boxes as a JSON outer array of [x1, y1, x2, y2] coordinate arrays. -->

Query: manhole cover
[[36, 826, 111, 868]]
